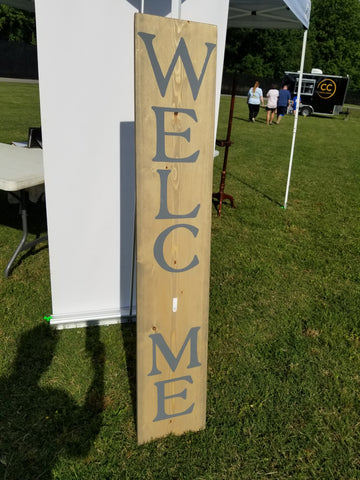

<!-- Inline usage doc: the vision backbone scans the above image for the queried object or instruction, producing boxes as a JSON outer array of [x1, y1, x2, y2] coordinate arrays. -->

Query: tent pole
[[283, 28, 308, 209], [172, 0, 182, 19]]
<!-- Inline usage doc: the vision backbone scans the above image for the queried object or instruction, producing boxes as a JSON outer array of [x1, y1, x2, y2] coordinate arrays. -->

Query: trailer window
[[295, 79, 315, 95]]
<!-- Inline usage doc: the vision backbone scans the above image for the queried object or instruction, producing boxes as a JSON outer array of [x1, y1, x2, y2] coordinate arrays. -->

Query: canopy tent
[[169, 0, 312, 208], [2, 0, 311, 210], [226, 0, 311, 208], [227, 0, 310, 29], [1, 0, 311, 330], [2, 0, 311, 29]]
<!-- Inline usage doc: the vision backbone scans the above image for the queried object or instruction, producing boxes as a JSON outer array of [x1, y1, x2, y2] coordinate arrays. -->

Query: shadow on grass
[[224, 170, 284, 207], [233, 116, 267, 124], [233, 116, 252, 123], [120, 322, 137, 427], [211, 197, 236, 215], [4, 243, 49, 280], [0, 324, 105, 480]]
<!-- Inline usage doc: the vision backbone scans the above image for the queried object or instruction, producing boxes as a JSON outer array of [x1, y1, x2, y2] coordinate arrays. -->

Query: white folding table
[[0, 143, 47, 277]]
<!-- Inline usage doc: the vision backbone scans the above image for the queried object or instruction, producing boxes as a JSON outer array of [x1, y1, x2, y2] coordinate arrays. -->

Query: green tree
[[0, 5, 36, 44], [224, 0, 360, 94], [224, 27, 308, 80], [308, 0, 360, 90]]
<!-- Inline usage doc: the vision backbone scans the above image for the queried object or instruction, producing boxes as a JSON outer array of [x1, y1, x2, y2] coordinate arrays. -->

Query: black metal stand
[[212, 77, 236, 217]]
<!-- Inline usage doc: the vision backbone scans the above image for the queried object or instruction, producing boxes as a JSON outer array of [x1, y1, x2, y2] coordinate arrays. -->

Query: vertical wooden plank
[[135, 13, 217, 445]]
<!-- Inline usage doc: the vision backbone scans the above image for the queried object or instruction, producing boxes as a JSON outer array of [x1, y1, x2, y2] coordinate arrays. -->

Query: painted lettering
[[148, 327, 201, 376], [153, 376, 195, 422], [153, 224, 199, 272], [156, 169, 200, 219], [137, 32, 216, 100], [152, 106, 199, 163], [135, 15, 216, 441]]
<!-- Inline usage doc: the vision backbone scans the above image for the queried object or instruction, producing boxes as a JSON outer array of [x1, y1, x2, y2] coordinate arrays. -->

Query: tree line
[[0, 0, 359, 92], [224, 0, 360, 93], [0, 5, 35, 45]]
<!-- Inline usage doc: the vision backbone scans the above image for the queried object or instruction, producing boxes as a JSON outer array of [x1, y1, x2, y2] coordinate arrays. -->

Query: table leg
[[4, 190, 48, 278]]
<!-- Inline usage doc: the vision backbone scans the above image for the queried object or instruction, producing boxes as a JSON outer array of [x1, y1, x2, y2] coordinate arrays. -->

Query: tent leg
[[171, 0, 182, 19], [283, 28, 308, 209]]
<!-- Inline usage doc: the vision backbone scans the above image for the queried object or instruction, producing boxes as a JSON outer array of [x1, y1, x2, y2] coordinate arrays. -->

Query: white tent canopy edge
[[2, 0, 310, 29], [227, 0, 310, 29], [226, 1, 311, 209]]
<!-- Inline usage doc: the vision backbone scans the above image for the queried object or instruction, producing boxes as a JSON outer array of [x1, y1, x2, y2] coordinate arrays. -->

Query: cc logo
[[317, 79, 336, 99]]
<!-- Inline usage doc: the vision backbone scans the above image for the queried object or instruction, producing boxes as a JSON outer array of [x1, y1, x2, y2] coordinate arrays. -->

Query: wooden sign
[[135, 13, 217, 444]]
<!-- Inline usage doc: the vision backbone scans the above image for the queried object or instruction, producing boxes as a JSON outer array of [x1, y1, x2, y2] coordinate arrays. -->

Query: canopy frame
[[2, 0, 311, 209], [229, 7, 302, 26]]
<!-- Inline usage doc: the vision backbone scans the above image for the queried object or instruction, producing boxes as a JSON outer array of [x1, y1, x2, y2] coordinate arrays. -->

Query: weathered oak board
[[135, 13, 217, 445]]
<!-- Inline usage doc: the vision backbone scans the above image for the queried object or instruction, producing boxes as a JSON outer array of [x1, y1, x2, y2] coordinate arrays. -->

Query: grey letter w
[[137, 32, 216, 100]]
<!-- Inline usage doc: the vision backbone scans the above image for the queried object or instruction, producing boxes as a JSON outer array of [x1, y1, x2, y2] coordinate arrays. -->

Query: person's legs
[[248, 104, 253, 121], [270, 109, 276, 124], [249, 104, 257, 122], [276, 106, 286, 124], [266, 109, 271, 125], [253, 104, 260, 120]]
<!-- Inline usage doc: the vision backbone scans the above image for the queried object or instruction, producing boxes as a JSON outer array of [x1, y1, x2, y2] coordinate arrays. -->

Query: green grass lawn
[[0, 83, 360, 479]]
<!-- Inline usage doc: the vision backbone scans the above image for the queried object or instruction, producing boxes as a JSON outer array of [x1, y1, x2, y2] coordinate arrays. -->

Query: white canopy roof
[[2, 0, 311, 29], [228, 0, 311, 29]]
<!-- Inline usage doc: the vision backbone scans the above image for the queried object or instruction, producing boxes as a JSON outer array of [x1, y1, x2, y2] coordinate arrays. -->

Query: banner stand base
[[50, 308, 136, 330]]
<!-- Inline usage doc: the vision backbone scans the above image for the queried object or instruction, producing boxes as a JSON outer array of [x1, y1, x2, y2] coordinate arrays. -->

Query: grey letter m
[[148, 326, 201, 376]]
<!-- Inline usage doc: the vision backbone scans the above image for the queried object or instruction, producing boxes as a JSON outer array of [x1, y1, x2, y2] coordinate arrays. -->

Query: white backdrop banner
[[34, 0, 229, 329]]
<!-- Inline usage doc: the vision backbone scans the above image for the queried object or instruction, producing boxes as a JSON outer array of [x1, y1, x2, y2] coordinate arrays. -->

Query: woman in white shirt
[[266, 84, 279, 125]]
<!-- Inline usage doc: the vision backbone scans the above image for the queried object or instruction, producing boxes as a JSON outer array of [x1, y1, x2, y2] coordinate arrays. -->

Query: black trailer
[[284, 70, 350, 117]]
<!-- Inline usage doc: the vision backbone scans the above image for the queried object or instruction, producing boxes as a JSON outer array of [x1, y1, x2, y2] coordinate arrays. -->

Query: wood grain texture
[[135, 13, 217, 444]]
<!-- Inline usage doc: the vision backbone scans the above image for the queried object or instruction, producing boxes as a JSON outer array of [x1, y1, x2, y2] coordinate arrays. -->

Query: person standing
[[292, 94, 302, 115], [266, 84, 279, 125], [276, 84, 291, 124], [247, 80, 264, 122]]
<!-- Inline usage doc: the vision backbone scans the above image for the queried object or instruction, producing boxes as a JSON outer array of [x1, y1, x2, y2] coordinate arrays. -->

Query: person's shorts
[[277, 106, 287, 116], [266, 107, 276, 112]]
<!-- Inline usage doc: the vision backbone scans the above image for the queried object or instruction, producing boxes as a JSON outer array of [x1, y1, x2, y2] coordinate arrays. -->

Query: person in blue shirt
[[292, 94, 302, 115], [275, 84, 291, 124]]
